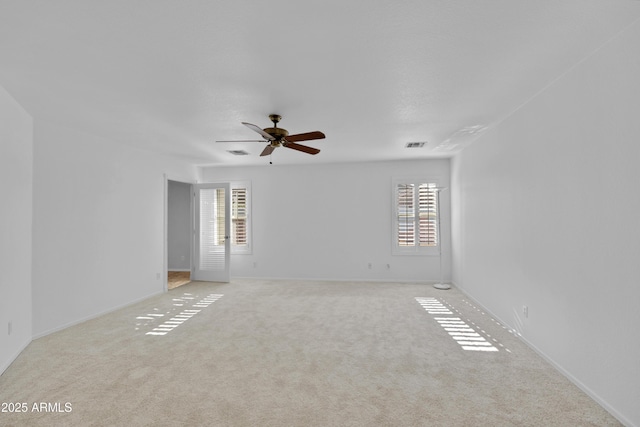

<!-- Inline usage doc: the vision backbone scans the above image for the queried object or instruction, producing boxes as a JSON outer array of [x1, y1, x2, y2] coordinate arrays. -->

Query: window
[[230, 182, 251, 254], [393, 179, 440, 255]]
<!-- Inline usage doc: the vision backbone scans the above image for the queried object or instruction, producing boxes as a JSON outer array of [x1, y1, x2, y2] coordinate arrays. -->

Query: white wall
[[451, 20, 640, 427], [202, 159, 450, 282], [0, 85, 33, 374], [31, 122, 198, 337], [167, 180, 192, 270]]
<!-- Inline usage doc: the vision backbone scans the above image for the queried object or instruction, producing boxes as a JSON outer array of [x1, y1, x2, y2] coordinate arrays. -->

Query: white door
[[193, 183, 230, 282]]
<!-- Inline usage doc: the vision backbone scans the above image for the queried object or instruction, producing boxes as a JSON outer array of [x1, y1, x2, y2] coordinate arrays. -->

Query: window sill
[[392, 249, 440, 256]]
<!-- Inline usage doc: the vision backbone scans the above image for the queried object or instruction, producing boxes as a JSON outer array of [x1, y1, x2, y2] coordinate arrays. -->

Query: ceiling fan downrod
[[269, 114, 281, 126]]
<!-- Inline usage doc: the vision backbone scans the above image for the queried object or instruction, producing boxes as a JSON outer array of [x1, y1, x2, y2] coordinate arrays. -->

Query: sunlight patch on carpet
[[415, 297, 507, 352], [134, 293, 224, 336]]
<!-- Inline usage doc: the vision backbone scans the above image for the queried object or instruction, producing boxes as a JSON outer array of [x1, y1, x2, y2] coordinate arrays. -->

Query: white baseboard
[[0, 338, 32, 376], [231, 275, 436, 284], [452, 282, 634, 427], [32, 290, 165, 340]]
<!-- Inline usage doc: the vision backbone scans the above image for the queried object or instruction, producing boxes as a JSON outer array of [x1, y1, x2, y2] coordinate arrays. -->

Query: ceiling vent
[[405, 142, 426, 148], [227, 150, 250, 156]]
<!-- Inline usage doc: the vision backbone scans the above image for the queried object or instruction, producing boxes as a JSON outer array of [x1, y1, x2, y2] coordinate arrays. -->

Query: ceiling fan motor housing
[[264, 114, 288, 146], [263, 126, 289, 141]]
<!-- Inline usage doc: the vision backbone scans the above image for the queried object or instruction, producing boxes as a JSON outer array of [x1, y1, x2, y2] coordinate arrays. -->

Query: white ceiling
[[1, 1, 639, 166]]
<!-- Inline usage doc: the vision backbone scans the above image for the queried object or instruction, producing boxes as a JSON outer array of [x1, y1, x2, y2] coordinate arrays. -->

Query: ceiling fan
[[216, 114, 325, 157]]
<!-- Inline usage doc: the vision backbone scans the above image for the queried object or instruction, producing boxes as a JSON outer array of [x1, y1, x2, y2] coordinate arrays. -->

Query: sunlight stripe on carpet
[[415, 297, 499, 352], [137, 293, 224, 336]]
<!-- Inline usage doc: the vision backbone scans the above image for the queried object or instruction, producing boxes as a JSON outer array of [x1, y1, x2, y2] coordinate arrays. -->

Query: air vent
[[227, 150, 250, 156], [405, 142, 426, 148]]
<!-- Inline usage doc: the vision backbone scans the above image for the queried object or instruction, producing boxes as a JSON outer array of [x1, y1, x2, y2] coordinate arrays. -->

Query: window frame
[[391, 177, 442, 256]]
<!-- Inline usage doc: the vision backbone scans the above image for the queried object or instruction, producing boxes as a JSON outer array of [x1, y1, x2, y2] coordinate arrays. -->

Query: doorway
[[167, 180, 193, 290]]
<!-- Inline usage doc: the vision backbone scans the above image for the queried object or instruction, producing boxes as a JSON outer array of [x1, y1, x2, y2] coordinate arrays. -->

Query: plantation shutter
[[397, 184, 415, 246], [418, 183, 438, 246], [232, 188, 247, 246], [199, 187, 226, 270], [194, 182, 230, 282]]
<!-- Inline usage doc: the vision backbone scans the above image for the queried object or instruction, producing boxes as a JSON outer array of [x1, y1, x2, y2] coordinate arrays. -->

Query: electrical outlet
[[253, 262, 257, 268], [156, 272, 161, 280], [8, 321, 12, 335], [523, 305, 528, 318]]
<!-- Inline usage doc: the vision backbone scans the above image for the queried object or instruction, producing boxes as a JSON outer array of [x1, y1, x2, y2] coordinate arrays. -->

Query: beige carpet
[[0, 279, 620, 426]]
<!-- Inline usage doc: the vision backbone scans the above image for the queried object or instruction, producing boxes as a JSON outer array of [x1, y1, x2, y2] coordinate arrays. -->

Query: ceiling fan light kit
[[217, 114, 325, 160]]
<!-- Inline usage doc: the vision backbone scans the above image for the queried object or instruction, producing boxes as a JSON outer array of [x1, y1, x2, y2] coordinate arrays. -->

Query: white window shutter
[[232, 188, 247, 246], [199, 187, 226, 270], [397, 184, 416, 247], [418, 183, 437, 247]]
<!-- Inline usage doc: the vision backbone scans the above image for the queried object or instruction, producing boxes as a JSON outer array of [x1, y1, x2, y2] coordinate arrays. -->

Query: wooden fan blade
[[215, 140, 266, 143], [284, 142, 320, 155], [260, 145, 276, 156], [242, 122, 275, 141], [285, 131, 325, 143]]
